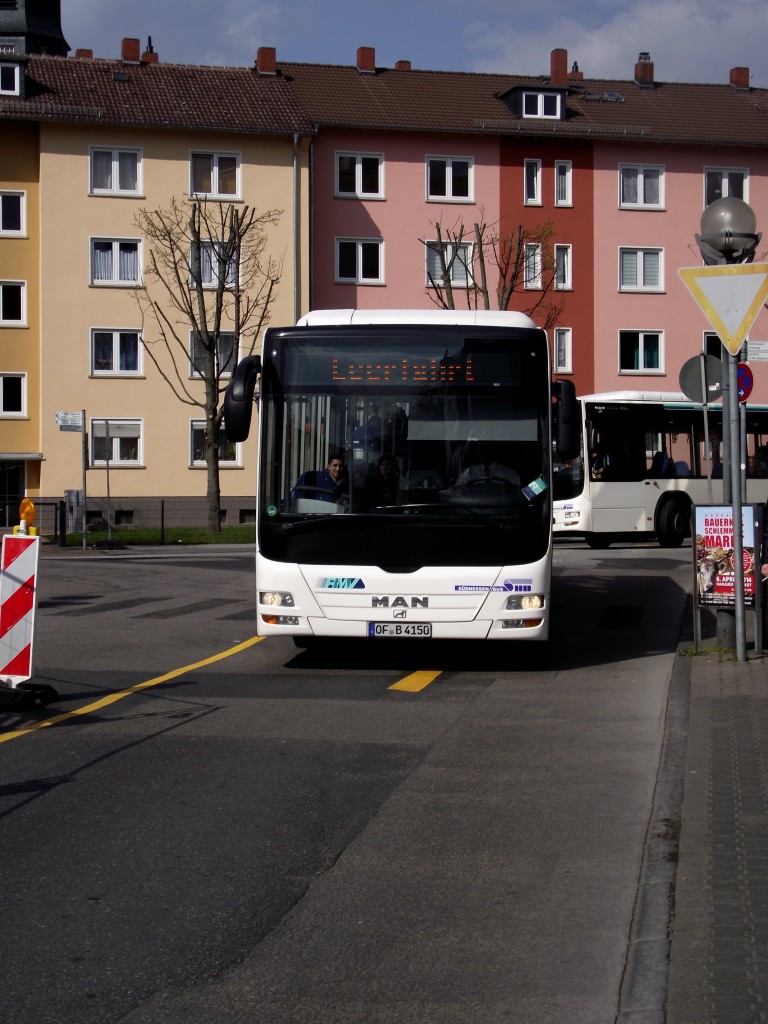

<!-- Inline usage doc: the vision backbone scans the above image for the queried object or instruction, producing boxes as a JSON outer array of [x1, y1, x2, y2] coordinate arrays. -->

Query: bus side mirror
[[552, 379, 579, 460], [224, 355, 261, 442]]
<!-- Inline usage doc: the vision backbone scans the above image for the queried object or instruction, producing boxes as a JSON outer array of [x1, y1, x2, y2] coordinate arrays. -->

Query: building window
[[0, 63, 19, 95], [426, 157, 473, 201], [0, 191, 24, 235], [0, 281, 25, 324], [425, 241, 473, 287], [90, 147, 141, 195], [91, 239, 141, 285], [619, 165, 663, 209], [197, 242, 238, 288], [90, 419, 142, 465], [191, 421, 237, 466], [704, 331, 722, 358], [522, 92, 561, 119], [524, 160, 542, 205], [619, 330, 663, 373], [336, 153, 383, 198], [705, 167, 746, 205], [523, 243, 542, 289], [190, 152, 239, 198], [619, 248, 663, 291], [190, 331, 236, 377], [555, 161, 572, 206], [336, 239, 383, 284], [554, 244, 572, 290], [91, 330, 141, 374], [0, 372, 24, 415], [554, 328, 572, 374]]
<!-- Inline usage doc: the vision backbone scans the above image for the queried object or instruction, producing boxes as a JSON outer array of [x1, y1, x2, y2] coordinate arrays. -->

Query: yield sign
[[678, 262, 768, 356]]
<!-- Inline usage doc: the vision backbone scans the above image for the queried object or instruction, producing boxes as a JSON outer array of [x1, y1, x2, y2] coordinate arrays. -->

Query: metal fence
[[2, 497, 257, 547]]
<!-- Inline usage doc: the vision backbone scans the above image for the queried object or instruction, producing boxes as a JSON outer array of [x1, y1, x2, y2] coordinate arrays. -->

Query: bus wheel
[[585, 533, 612, 549], [657, 500, 688, 548]]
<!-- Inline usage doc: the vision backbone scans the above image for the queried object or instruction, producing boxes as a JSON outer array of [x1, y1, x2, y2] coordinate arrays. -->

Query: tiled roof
[[278, 62, 768, 148], [0, 54, 314, 135]]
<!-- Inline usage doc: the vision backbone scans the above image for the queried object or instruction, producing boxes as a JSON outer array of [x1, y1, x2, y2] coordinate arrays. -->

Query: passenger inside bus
[[362, 454, 401, 509]]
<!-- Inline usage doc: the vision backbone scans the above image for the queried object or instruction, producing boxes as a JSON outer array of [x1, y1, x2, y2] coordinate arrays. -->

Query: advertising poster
[[694, 505, 759, 608]]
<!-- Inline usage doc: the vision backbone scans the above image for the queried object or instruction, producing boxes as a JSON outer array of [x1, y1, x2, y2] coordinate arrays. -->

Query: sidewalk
[[666, 638, 768, 1022]]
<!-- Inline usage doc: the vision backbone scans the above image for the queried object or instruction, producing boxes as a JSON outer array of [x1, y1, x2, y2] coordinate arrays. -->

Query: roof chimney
[[356, 46, 376, 74], [395, 59, 411, 71], [550, 48, 568, 86], [141, 35, 158, 63], [121, 37, 141, 64], [634, 51, 654, 86], [75, 48, 93, 60], [256, 46, 277, 75], [730, 66, 749, 89], [569, 60, 583, 82]]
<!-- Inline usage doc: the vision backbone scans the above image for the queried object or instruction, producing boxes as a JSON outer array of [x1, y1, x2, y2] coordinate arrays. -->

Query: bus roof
[[296, 308, 538, 329]]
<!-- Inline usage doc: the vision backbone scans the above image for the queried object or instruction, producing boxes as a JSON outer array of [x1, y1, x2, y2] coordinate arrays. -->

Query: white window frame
[[425, 241, 473, 287], [0, 280, 26, 325], [90, 329, 142, 375], [426, 156, 473, 202], [190, 419, 239, 467], [524, 159, 542, 205], [0, 191, 25, 235], [554, 161, 572, 206], [197, 241, 239, 289], [619, 247, 663, 292], [619, 164, 664, 210], [705, 167, 748, 206], [0, 63, 20, 95], [335, 152, 384, 199], [523, 242, 542, 289], [189, 151, 240, 199], [619, 329, 664, 375], [553, 328, 572, 374], [90, 419, 143, 466], [89, 146, 142, 196], [189, 330, 237, 378], [554, 244, 572, 290], [522, 92, 561, 119], [335, 238, 384, 284], [90, 238, 142, 286], [0, 372, 26, 416]]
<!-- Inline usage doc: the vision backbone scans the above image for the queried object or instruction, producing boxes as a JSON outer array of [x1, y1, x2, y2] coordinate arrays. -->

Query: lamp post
[[696, 197, 761, 660]]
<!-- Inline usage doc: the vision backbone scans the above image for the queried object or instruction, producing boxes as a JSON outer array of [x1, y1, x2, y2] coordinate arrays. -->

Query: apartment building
[[278, 46, 768, 400], [0, 8, 312, 515]]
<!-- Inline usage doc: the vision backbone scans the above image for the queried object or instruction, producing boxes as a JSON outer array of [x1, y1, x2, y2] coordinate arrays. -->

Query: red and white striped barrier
[[0, 533, 40, 686]]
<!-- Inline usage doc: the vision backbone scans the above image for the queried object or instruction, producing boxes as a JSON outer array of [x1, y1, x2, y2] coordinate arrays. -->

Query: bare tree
[[421, 216, 564, 329], [134, 197, 282, 531]]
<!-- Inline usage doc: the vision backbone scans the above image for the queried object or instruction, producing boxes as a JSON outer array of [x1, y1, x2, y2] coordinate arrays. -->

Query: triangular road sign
[[678, 263, 768, 355]]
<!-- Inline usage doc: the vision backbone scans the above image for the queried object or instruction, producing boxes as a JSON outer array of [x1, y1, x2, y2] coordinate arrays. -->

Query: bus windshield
[[259, 325, 553, 568]]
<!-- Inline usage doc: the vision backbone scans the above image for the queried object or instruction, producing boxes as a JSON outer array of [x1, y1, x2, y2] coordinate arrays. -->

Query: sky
[[60, 0, 767, 88]]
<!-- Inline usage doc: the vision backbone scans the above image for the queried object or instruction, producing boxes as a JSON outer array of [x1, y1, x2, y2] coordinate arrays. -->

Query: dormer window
[[0, 62, 20, 96], [522, 91, 561, 119]]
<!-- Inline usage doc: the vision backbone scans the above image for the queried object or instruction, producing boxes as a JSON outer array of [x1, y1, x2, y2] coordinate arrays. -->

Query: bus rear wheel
[[585, 533, 612, 549], [657, 499, 689, 548]]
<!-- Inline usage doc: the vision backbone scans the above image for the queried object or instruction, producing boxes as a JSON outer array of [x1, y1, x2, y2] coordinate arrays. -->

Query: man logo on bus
[[371, 596, 429, 608]]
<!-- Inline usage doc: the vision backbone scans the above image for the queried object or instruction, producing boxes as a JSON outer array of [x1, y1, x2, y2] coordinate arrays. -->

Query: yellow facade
[[26, 122, 309, 500]]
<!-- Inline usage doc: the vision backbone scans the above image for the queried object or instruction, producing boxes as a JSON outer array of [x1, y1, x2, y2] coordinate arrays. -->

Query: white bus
[[553, 390, 768, 548], [224, 309, 578, 643]]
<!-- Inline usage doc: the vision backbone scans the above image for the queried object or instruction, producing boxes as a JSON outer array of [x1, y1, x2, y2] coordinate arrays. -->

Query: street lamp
[[696, 197, 762, 660]]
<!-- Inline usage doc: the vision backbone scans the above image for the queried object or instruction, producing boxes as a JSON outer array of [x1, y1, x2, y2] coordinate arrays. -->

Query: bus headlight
[[260, 591, 295, 607], [504, 593, 543, 611]]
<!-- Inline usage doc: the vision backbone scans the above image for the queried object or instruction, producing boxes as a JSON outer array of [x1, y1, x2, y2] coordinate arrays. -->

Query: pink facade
[[593, 142, 768, 401], [310, 128, 502, 310]]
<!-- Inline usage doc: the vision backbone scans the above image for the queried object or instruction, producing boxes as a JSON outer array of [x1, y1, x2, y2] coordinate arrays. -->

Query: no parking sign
[[738, 361, 753, 402]]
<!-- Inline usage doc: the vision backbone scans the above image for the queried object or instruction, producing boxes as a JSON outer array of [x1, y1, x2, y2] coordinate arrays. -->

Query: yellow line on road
[[0, 636, 265, 745], [389, 670, 442, 692]]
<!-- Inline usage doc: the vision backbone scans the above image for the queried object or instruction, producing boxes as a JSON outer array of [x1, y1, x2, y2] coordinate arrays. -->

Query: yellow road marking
[[0, 636, 265, 745], [389, 670, 442, 692]]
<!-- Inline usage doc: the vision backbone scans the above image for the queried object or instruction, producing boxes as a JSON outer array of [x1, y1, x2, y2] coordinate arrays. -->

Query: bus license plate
[[368, 622, 432, 638]]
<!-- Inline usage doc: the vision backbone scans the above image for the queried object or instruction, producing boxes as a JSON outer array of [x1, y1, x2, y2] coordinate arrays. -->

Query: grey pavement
[[665, 612, 768, 1024]]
